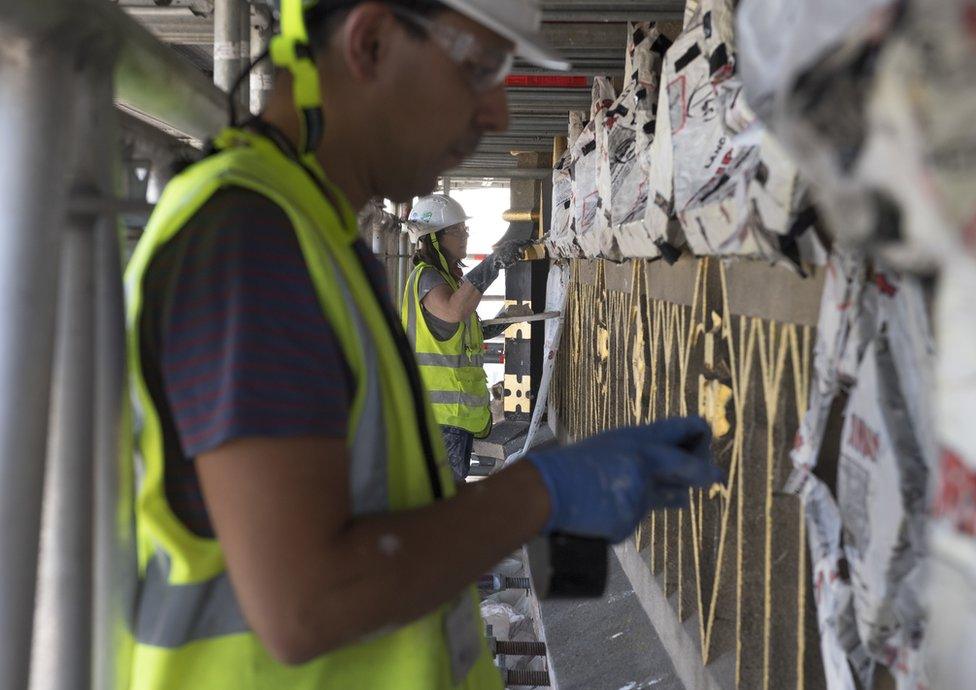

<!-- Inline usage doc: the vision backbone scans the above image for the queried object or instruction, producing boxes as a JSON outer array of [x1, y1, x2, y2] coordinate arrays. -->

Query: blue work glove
[[526, 416, 723, 544]]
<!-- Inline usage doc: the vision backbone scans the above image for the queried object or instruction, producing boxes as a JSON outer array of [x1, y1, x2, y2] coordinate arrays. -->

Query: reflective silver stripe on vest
[[428, 390, 490, 407], [134, 553, 248, 648], [340, 272, 389, 516], [404, 269, 420, 348], [415, 352, 485, 368]]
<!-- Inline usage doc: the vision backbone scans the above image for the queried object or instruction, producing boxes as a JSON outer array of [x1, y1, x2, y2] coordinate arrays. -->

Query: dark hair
[[413, 230, 446, 267], [305, 0, 444, 52]]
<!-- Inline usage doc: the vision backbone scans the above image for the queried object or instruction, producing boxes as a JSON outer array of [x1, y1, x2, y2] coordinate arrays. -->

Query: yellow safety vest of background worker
[[402, 194, 529, 481], [119, 0, 723, 688]]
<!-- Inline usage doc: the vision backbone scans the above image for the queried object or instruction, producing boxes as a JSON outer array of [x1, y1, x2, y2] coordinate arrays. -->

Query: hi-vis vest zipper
[[401, 262, 491, 438], [122, 127, 501, 690]]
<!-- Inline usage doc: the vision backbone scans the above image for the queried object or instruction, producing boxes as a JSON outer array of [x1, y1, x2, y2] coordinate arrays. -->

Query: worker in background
[[402, 194, 525, 481], [123, 0, 724, 688]]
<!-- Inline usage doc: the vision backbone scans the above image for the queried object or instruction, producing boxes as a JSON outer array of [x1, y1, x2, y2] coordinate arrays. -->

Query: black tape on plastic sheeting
[[652, 33, 672, 58], [709, 43, 730, 77], [655, 240, 682, 265], [653, 191, 671, 215], [674, 43, 702, 72], [608, 104, 630, 118], [754, 160, 769, 187], [869, 190, 904, 244], [703, 11, 712, 38], [581, 139, 597, 155], [777, 205, 820, 277], [643, 120, 655, 134], [698, 173, 730, 205], [632, 26, 647, 46]]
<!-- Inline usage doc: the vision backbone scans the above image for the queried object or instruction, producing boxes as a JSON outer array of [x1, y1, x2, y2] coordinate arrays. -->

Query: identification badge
[[444, 589, 481, 685]]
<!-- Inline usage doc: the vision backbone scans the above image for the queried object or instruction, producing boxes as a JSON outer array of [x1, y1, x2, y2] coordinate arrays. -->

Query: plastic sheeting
[[737, 0, 976, 272], [548, 148, 578, 258], [548, 0, 824, 266], [837, 335, 929, 686], [596, 23, 671, 259], [542, 1, 831, 266], [571, 77, 615, 259], [927, 255, 976, 690], [507, 260, 570, 465], [736, 0, 894, 122], [789, 250, 935, 690], [736, 3, 976, 686], [548, 113, 587, 259]]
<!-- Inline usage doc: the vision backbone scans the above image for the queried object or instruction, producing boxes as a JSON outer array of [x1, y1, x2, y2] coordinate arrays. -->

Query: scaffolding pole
[[0, 38, 78, 690], [250, 5, 273, 115], [91, 150, 131, 690], [214, 0, 243, 98], [0, 2, 226, 686], [1, 0, 225, 144], [238, 0, 251, 113], [31, 185, 97, 690]]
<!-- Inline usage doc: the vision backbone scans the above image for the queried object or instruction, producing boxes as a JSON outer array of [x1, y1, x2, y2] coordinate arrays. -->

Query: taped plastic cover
[[737, 0, 976, 273], [859, 0, 976, 269], [837, 333, 929, 686], [572, 77, 616, 259], [548, 149, 578, 258], [788, 250, 873, 689], [736, 0, 894, 123], [790, 250, 871, 475], [596, 23, 671, 259], [926, 255, 976, 690], [548, 112, 586, 259], [507, 260, 570, 464], [789, 249, 935, 689], [649, 0, 823, 267]]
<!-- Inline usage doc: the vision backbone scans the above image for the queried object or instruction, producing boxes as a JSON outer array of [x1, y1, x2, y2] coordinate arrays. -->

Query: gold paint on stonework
[[698, 375, 733, 438], [551, 257, 814, 689]]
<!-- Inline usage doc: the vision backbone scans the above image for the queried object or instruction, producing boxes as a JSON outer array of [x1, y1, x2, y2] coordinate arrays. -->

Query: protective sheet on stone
[[548, 112, 586, 259], [650, 0, 820, 267], [837, 334, 928, 687], [737, 0, 976, 272], [926, 254, 976, 690], [788, 249, 935, 690], [595, 22, 670, 260], [571, 76, 615, 259]]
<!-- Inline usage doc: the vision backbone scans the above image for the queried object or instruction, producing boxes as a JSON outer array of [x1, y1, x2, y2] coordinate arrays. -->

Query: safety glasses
[[391, 7, 515, 93], [442, 224, 470, 238]]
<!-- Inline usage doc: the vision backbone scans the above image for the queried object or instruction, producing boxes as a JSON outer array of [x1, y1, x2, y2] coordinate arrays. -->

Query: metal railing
[[0, 2, 226, 688]]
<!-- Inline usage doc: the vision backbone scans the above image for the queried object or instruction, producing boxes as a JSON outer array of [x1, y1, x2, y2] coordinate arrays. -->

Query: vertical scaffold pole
[[0, 37, 78, 690]]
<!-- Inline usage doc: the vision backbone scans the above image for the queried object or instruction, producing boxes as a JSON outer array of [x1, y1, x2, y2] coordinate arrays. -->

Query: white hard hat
[[439, 0, 570, 71], [407, 194, 471, 242]]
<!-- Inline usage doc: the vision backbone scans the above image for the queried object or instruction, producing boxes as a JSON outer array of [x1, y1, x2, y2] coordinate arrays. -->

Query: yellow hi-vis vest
[[122, 127, 501, 690], [401, 262, 491, 437]]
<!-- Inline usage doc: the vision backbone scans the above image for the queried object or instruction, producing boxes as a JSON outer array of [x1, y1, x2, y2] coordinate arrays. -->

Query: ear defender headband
[[270, 0, 324, 161]]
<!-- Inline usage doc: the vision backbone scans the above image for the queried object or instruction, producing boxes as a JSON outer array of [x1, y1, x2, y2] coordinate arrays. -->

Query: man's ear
[[339, 2, 398, 82]]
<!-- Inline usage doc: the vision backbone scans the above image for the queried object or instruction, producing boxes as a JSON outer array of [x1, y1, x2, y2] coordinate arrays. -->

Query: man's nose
[[474, 83, 509, 134]]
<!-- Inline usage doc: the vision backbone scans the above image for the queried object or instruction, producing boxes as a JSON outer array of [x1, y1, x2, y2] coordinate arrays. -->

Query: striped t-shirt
[[139, 187, 388, 537]]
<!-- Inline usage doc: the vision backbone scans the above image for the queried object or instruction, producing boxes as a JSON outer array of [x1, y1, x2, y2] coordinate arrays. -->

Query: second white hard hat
[[407, 194, 471, 243]]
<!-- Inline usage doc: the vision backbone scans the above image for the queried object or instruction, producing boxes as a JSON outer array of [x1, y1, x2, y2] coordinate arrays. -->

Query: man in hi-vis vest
[[123, 1, 724, 688]]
